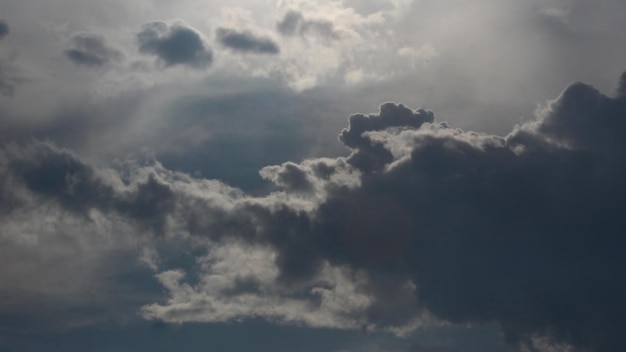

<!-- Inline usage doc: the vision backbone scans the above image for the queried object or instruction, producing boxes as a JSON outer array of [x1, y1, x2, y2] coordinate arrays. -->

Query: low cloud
[[2, 72, 626, 352], [216, 28, 279, 54], [137, 21, 213, 68], [64, 33, 123, 67]]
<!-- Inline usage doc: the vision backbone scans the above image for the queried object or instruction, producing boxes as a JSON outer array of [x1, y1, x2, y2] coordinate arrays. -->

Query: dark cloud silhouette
[[64, 33, 123, 67], [234, 73, 626, 351], [339, 103, 435, 172], [137, 21, 213, 68], [276, 10, 339, 40], [3, 72, 626, 352], [303, 74, 625, 352], [216, 28, 279, 54], [0, 20, 9, 41]]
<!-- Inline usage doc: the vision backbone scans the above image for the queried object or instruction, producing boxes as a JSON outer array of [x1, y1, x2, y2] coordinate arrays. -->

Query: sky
[[0, 0, 625, 351]]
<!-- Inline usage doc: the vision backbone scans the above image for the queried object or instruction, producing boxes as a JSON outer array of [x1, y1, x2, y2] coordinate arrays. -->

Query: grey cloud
[[276, 10, 339, 40], [339, 103, 435, 172], [529, 75, 626, 152], [216, 28, 279, 54], [0, 146, 164, 333], [3, 72, 626, 352], [0, 20, 9, 41], [259, 162, 314, 193], [3, 142, 183, 235], [137, 21, 213, 68], [190, 73, 626, 350], [64, 33, 123, 67], [299, 73, 626, 351], [7, 141, 115, 214]]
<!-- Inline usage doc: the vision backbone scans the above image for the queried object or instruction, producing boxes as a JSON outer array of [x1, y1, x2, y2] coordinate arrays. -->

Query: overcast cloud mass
[[1, 1, 626, 352]]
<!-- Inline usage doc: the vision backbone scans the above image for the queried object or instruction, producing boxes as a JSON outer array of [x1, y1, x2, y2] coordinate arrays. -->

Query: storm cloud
[[3, 72, 626, 352], [64, 33, 123, 67], [2, 1, 626, 351], [137, 21, 213, 68], [148, 73, 626, 352], [216, 28, 279, 54]]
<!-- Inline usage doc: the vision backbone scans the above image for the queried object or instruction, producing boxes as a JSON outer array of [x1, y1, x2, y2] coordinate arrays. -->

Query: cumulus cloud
[[137, 21, 213, 68], [151, 72, 626, 351], [2, 72, 626, 352], [216, 28, 279, 54], [276, 10, 340, 40], [0, 20, 9, 41], [339, 103, 435, 172], [64, 33, 123, 67]]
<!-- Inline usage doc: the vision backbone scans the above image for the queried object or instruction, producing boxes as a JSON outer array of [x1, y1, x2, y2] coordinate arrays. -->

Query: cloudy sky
[[1, 0, 626, 351]]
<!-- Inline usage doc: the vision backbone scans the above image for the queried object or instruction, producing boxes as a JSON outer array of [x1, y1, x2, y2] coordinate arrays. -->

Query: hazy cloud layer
[[65, 33, 123, 67], [216, 28, 280, 54], [2, 72, 626, 351], [137, 21, 213, 68]]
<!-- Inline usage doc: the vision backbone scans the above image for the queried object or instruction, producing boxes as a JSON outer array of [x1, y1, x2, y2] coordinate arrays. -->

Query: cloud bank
[[2, 71, 626, 352]]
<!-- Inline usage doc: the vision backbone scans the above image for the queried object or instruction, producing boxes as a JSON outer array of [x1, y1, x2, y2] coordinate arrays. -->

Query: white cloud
[[142, 241, 373, 329]]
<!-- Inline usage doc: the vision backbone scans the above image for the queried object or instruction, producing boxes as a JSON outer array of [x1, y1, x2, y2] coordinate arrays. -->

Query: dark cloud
[[300, 73, 626, 351], [0, 20, 9, 41], [2, 141, 183, 235], [224, 73, 626, 350], [64, 33, 123, 67], [276, 10, 339, 40], [216, 28, 279, 54], [3, 72, 626, 352], [339, 103, 435, 172], [137, 21, 213, 68]]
